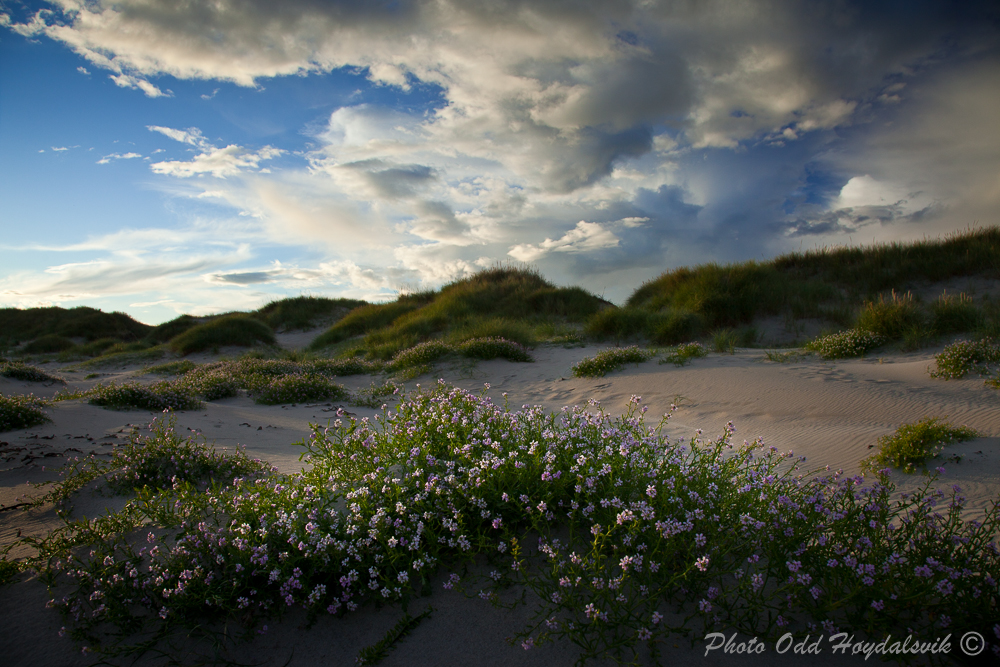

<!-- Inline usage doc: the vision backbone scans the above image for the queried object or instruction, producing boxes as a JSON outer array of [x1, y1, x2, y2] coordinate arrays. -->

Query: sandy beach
[[2, 341, 997, 667]]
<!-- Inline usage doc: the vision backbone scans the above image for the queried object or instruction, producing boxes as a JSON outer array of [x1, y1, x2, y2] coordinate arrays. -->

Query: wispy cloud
[[97, 152, 142, 164]]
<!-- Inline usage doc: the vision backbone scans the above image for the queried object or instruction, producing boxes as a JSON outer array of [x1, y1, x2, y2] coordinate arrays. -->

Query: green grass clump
[[389, 341, 455, 370], [0, 361, 63, 383], [456, 337, 533, 362], [308, 357, 384, 377], [0, 559, 19, 586], [87, 381, 202, 411], [169, 315, 277, 355], [929, 338, 1000, 379], [350, 380, 403, 409], [572, 346, 651, 377], [855, 291, 923, 340], [661, 342, 708, 366], [0, 393, 49, 431], [145, 360, 198, 376], [930, 293, 982, 335], [861, 417, 980, 474], [0, 306, 151, 352], [806, 329, 886, 359], [23, 386, 1000, 663], [310, 301, 425, 350], [252, 374, 348, 405]]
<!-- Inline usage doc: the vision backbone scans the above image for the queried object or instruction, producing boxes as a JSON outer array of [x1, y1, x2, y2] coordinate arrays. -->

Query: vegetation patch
[[145, 360, 198, 376], [572, 346, 651, 377], [660, 342, 708, 366], [456, 337, 533, 362], [252, 374, 348, 406], [0, 393, 49, 431], [87, 381, 203, 412], [929, 338, 1000, 379], [861, 417, 980, 474], [16, 386, 1000, 663], [22, 334, 76, 355], [255, 296, 367, 332], [805, 329, 886, 359], [350, 380, 404, 409], [170, 315, 277, 355], [308, 357, 384, 377], [389, 341, 455, 370], [0, 361, 63, 383]]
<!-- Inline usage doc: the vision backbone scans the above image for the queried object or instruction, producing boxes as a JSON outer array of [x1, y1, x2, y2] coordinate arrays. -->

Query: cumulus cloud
[[151, 144, 282, 178], [509, 221, 620, 262]]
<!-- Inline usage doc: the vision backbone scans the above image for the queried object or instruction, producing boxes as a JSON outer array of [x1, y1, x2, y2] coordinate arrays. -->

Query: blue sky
[[1, 1, 998, 325]]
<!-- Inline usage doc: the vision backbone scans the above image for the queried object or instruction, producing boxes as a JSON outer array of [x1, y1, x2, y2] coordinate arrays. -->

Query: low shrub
[[861, 417, 979, 474], [572, 346, 651, 377], [389, 341, 455, 370], [252, 374, 348, 405], [929, 338, 1000, 379], [661, 342, 708, 366], [87, 381, 202, 411], [449, 317, 537, 348], [0, 361, 63, 383], [457, 337, 533, 362], [0, 393, 49, 431], [170, 315, 277, 355], [806, 329, 886, 359]]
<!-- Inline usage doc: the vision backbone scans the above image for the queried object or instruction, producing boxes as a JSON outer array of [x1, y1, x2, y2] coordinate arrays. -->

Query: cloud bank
[[3, 0, 998, 317]]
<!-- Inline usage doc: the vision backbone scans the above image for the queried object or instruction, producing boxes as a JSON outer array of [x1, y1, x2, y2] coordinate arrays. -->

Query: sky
[[1, 1, 998, 325]]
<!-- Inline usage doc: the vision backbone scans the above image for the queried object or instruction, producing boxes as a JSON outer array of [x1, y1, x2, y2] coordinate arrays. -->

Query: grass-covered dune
[[309, 266, 609, 358], [0, 306, 152, 353], [3, 296, 371, 360], [592, 226, 1000, 346]]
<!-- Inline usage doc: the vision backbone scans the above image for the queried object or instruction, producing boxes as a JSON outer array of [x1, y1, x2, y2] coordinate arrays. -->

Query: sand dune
[[1, 343, 996, 666]]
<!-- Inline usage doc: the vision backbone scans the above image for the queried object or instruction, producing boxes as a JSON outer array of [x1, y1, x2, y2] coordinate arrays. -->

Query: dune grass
[[254, 296, 367, 331], [0, 306, 151, 351], [309, 267, 604, 358], [17, 387, 1000, 663], [861, 418, 980, 474], [601, 226, 1000, 348], [660, 342, 708, 366]]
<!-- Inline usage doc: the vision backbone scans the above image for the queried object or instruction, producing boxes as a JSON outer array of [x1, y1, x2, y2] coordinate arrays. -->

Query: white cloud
[[97, 151, 142, 164], [508, 221, 620, 262], [77, 66, 90, 75], [151, 145, 281, 178], [148, 125, 210, 148]]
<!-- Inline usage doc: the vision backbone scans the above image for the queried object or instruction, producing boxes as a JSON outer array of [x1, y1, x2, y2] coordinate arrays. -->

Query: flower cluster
[[25, 385, 1000, 664], [806, 329, 886, 359], [388, 341, 455, 370], [572, 346, 652, 377], [252, 373, 348, 406], [929, 338, 1000, 379], [0, 392, 50, 431]]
